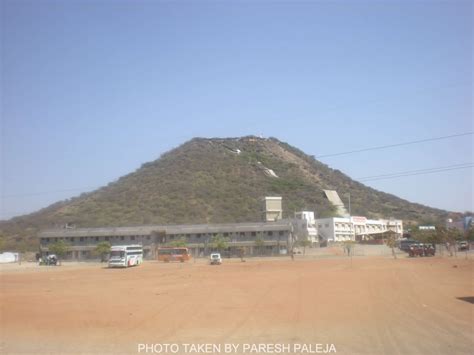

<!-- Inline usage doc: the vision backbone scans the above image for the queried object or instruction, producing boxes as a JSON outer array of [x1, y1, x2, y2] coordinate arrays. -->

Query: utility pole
[[348, 193, 351, 217], [346, 193, 353, 241]]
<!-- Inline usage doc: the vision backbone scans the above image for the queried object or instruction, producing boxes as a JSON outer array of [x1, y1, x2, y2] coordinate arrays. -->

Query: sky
[[1, 0, 472, 220]]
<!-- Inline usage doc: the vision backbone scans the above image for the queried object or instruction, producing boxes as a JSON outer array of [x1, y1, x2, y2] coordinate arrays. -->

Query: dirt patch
[[1, 257, 472, 354]]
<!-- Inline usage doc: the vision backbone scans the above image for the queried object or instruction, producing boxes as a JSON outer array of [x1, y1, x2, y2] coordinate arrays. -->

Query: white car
[[210, 253, 222, 265]]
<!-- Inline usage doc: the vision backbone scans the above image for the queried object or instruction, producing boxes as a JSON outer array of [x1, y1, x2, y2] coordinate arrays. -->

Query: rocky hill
[[0, 136, 451, 248]]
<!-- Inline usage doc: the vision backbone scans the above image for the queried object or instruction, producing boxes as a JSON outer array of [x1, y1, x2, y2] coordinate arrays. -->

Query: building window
[[95, 237, 99, 241], [130, 236, 135, 241], [268, 231, 273, 236], [240, 232, 245, 236], [80, 237, 84, 242], [279, 231, 284, 236], [105, 236, 110, 241], [120, 236, 124, 241], [223, 233, 229, 236], [251, 232, 256, 237]]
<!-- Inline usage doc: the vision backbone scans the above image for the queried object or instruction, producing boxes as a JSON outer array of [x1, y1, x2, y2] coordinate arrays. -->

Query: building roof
[[39, 221, 292, 238]]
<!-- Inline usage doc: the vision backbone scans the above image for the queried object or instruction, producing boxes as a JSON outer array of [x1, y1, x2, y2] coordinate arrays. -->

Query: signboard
[[351, 216, 367, 224]]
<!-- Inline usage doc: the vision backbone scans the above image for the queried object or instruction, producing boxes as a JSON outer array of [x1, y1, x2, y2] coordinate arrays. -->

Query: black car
[[399, 239, 419, 252]]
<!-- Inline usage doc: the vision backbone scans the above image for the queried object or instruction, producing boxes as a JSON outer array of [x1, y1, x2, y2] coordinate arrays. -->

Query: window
[[120, 236, 124, 241], [251, 232, 256, 237], [223, 233, 229, 236], [95, 237, 99, 242], [240, 232, 245, 236], [80, 237, 84, 242], [318, 224, 322, 228], [146, 235, 151, 240], [268, 231, 273, 236], [279, 231, 284, 236], [105, 236, 110, 241]]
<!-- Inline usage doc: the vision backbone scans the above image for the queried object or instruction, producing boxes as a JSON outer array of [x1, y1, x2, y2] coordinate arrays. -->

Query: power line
[[315, 132, 473, 158], [2, 133, 472, 199], [358, 164, 473, 182], [357, 163, 472, 180]]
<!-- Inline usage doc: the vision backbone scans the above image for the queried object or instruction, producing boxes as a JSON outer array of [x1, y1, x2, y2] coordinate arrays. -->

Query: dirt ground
[[1, 256, 473, 355]]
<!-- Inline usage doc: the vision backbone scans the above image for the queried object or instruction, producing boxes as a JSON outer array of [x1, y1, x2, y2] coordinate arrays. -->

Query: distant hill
[[0, 136, 452, 249]]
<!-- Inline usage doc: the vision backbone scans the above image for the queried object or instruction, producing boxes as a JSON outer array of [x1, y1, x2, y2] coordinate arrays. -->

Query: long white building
[[315, 216, 403, 243]]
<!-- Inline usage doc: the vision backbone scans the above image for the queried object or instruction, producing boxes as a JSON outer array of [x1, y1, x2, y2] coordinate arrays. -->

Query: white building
[[293, 211, 318, 244], [316, 216, 403, 243], [0, 252, 19, 263]]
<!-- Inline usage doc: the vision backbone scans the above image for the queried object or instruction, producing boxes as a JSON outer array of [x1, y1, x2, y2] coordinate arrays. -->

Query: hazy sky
[[1, 0, 472, 220]]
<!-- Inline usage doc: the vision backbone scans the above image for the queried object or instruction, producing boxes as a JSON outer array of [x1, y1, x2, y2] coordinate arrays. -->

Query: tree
[[94, 241, 111, 262], [465, 227, 474, 242], [289, 229, 298, 261], [438, 227, 460, 257], [343, 240, 356, 257], [254, 234, 265, 256], [167, 236, 187, 247], [411, 227, 440, 244], [238, 247, 246, 262], [210, 234, 229, 253], [384, 231, 398, 259], [297, 236, 311, 255], [48, 240, 69, 265], [17, 240, 30, 265], [0, 233, 6, 252]]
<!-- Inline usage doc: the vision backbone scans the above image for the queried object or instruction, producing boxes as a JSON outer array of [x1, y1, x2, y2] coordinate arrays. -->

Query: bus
[[108, 245, 143, 268], [157, 247, 191, 263]]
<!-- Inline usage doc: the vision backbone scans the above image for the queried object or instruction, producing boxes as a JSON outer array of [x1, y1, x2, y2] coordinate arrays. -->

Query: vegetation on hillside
[[0, 136, 455, 250]]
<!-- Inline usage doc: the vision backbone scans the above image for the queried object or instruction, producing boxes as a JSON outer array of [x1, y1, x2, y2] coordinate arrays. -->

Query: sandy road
[[1, 256, 473, 354]]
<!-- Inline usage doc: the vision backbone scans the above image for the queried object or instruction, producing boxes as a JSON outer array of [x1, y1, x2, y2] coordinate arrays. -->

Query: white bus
[[108, 245, 143, 268]]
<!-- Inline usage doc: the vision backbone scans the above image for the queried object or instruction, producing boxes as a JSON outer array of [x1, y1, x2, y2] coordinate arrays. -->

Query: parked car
[[39, 254, 58, 266], [399, 239, 419, 252], [458, 241, 469, 251], [408, 244, 424, 257], [209, 253, 222, 265], [423, 244, 436, 256]]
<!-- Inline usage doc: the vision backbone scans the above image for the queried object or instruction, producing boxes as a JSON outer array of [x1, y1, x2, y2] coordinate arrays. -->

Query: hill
[[0, 136, 451, 249]]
